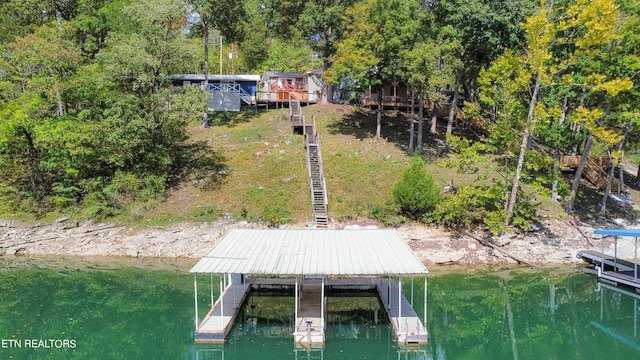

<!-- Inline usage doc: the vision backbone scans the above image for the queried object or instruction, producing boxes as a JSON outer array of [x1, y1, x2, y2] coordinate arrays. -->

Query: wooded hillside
[[0, 0, 638, 234]]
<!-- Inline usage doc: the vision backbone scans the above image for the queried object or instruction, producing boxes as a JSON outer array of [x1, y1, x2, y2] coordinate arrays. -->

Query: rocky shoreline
[[0, 217, 638, 267]]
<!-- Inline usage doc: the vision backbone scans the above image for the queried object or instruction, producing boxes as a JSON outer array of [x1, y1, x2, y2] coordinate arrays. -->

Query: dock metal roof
[[594, 229, 640, 237], [190, 229, 428, 276]]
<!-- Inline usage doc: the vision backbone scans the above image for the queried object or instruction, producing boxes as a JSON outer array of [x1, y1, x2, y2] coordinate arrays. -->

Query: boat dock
[[578, 250, 639, 273], [194, 277, 428, 345], [190, 229, 430, 346], [578, 229, 640, 290]]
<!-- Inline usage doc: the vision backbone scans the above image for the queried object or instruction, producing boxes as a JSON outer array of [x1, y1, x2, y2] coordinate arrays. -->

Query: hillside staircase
[[583, 156, 620, 192], [560, 155, 620, 192], [289, 99, 303, 133], [289, 100, 328, 228]]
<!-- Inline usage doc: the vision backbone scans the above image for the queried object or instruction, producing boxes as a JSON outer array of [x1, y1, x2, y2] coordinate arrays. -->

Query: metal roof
[[170, 74, 260, 81], [190, 229, 428, 276], [594, 229, 640, 237]]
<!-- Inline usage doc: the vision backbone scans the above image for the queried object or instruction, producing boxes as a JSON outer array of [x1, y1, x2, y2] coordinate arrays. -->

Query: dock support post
[[194, 273, 199, 329], [635, 236, 638, 279], [615, 237, 618, 270], [295, 276, 299, 324], [387, 276, 391, 309], [423, 276, 427, 334], [601, 237, 605, 273], [210, 273, 214, 310], [219, 274, 224, 327], [321, 276, 325, 326], [411, 276, 414, 307], [398, 275, 403, 333]]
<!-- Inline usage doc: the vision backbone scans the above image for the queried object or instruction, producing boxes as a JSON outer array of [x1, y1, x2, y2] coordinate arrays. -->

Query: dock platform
[[294, 281, 325, 345], [578, 250, 640, 289], [194, 281, 252, 343], [373, 278, 428, 344], [578, 250, 639, 272]]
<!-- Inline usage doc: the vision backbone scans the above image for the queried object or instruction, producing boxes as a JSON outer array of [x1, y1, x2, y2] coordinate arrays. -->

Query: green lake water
[[1, 257, 639, 359]]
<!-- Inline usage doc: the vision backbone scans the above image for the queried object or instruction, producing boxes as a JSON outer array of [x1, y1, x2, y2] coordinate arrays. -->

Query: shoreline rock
[[0, 217, 638, 268]]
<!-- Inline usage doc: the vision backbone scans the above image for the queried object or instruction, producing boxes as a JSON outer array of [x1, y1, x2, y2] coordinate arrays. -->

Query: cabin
[[259, 69, 323, 104], [170, 74, 260, 111]]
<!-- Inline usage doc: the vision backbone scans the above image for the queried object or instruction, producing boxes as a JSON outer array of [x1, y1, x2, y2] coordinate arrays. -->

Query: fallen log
[[82, 224, 125, 233], [569, 220, 594, 246], [463, 231, 534, 267]]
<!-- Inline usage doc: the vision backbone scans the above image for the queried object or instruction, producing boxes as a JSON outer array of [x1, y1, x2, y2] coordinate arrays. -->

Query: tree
[[433, 0, 535, 145], [296, 0, 356, 103], [189, 0, 246, 127], [560, 0, 634, 214], [0, 22, 82, 204], [327, 0, 417, 139], [479, 1, 556, 226], [392, 156, 441, 219]]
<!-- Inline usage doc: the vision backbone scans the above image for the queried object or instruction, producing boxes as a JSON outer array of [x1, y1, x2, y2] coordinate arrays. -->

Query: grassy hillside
[[136, 102, 640, 227], [142, 103, 463, 225], [25, 102, 633, 227]]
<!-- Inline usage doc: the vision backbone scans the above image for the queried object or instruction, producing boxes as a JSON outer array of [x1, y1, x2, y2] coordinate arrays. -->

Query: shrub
[[435, 182, 538, 235], [261, 203, 290, 228], [368, 201, 405, 227], [392, 156, 441, 220]]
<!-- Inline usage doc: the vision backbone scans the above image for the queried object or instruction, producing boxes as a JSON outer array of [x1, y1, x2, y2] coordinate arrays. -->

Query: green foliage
[[257, 38, 313, 73], [538, 120, 585, 151], [0, 183, 20, 216], [392, 156, 441, 220], [435, 182, 537, 235], [368, 201, 405, 227], [260, 202, 291, 228]]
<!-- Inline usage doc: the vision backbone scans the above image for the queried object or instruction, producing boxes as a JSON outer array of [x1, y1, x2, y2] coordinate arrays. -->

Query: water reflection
[[194, 294, 428, 360], [593, 282, 640, 351], [1, 258, 640, 359]]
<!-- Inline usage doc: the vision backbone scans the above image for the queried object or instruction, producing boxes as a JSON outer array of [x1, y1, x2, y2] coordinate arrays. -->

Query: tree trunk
[[571, 122, 581, 156], [430, 100, 438, 134], [505, 74, 541, 225], [551, 97, 568, 201], [619, 124, 630, 193], [322, 59, 332, 104], [408, 86, 415, 155], [551, 148, 560, 202], [321, 26, 332, 104], [202, 20, 210, 128], [566, 133, 593, 214], [637, 163, 640, 187], [600, 125, 629, 215], [417, 86, 424, 154], [567, 105, 609, 213], [21, 127, 44, 198], [376, 86, 382, 139], [446, 70, 463, 136], [600, 157, 616, 217], [56, 88, 64, 117]]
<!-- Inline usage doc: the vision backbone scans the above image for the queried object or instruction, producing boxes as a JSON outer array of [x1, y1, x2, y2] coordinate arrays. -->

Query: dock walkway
[[294, 280, 325, 345], [373, 278, 428, 344], [578, 250, 639, 272], [195, 281, 252, 343], [578, 250, 640, 289]]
